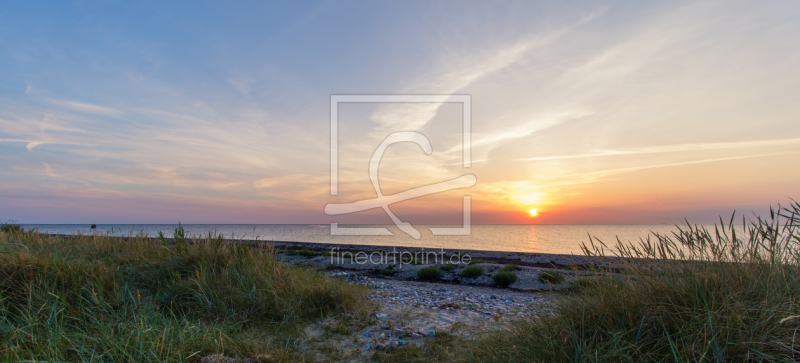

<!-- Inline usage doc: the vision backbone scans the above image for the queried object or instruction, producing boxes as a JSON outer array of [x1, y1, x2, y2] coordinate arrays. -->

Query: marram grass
[[458, 202, 800, 362], [0, 227, 370, 362]]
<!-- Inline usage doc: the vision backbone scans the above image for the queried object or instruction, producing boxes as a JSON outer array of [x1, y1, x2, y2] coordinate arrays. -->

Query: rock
[[392, 329, 404, 337], [376, 313, 388, 319], [398, 339, 407, 346], [376, 343, 386, 350], [363, 332, 371, 337], [379, 333, 385, 338], [388, 341, 399, 349], [410, 333, 421, 339], [428, 330, 436, 337], [363, 344, 372, 351]]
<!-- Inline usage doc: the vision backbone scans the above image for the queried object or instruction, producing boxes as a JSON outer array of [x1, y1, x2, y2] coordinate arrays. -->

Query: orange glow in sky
[[1, 2, 799, 224]]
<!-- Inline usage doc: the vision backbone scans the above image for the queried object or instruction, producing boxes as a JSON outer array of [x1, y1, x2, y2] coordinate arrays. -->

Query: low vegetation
[[492, 271, 518, 287], [283, 248, 321, 257], [379, 265, 396, 276], [0, 227, 370, 362], [440, 263, 457, 271], [500, 264, 518, 272], [460, 265, 484, 278], [537, 270, 565, 284], [417, 266, 441, 280]]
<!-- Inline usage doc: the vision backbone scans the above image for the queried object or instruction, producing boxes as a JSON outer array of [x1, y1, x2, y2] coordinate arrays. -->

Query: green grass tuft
[[537, 270, 564, 284], [440, 264, 457, 271], [284, 248, 320, 257], [460, 265, 484, 278], [417, 266, 441, 280], [492, 271, 518, 287], [379, 265, 396, 276], [500, 264, 518, 272]]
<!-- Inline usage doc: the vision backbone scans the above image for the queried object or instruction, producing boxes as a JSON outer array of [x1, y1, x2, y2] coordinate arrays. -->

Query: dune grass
[[457, 202, 800, 362], [0, 226, 370, 362]]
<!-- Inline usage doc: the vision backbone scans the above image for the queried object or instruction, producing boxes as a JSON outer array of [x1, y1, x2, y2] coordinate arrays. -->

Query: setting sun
[[528, 209, 538, 217]]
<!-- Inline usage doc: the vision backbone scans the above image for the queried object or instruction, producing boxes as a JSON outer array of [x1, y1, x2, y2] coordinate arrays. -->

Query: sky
[[1, 1, 799, 225]]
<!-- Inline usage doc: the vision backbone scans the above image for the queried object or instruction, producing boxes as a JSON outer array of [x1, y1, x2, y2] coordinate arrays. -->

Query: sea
[[24, 224, 691, 255]]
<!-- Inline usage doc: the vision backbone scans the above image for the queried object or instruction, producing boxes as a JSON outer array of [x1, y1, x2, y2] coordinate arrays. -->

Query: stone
[[364, 344, 372, 351]]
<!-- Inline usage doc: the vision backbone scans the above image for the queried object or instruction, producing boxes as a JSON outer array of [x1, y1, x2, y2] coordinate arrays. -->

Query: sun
[[528, 208, 538, 217]]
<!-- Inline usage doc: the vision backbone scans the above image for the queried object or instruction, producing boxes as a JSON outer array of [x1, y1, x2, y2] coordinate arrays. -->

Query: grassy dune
[[417, 202, 799, 362], [0, 227, 370, 362]]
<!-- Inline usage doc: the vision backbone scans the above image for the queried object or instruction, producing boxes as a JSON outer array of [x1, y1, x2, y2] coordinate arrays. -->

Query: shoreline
[[48, 234, 617, 292], [49, 233, 617, 269]]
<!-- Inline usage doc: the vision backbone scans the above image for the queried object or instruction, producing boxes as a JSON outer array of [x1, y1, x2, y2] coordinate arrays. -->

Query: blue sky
[[1, 1, 799, 224]]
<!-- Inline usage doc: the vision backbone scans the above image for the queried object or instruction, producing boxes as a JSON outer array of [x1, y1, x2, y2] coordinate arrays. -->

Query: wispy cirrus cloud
[[560, 152, 799, 179], [45, 98, 122, 116], [515, 137, 800, 161], [368, 11, 603, 133]]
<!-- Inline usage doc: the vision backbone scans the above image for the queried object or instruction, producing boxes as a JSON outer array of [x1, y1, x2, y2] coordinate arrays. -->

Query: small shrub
[[284, 249, 319, 257], [538, 271, 564, 284], [460, 266, 484, 278], [297, 249, 320, 257], [379, 266, 396, 276], [417, 266, 441, 280], [440, 264, 457, 271], [468, 259, 491, 265], [501, 264, 518, 272], [493, 271, 518, 287]]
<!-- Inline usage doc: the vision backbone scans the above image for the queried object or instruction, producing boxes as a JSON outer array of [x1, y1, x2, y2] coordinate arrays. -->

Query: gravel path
[[301, 272, 557, 361]]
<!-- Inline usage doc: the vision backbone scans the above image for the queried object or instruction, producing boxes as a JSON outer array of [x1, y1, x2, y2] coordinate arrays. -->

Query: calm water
[[25, 224, 689, 255]]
